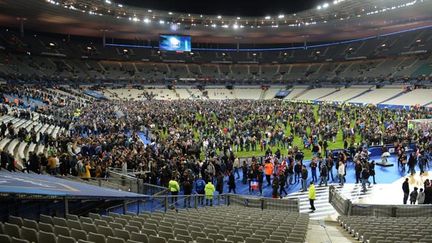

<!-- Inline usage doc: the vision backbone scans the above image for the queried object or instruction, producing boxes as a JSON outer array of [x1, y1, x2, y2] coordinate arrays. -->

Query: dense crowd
[[0, 88, 431, 199]]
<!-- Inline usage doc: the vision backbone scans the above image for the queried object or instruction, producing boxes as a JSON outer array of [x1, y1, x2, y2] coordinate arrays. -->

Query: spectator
[[338, 161, 345, 186], [402, 178, 409, 204], [228, 171, 236, 194], [319, 163, 328, 187], [233, 157, 240, 179], [301, 165, 308, 192], [369, 160, 376, 184], [264, 159, 274, 186], [310, 157, 318, 183], [183, 179, 192, 208], [216, 172, 224, 195], [410, 187, 418, 205], [417, 188, 425, 204], [195, 176, 206, 205], [279, 173, 287, 198], [272, 173, 279, 198]]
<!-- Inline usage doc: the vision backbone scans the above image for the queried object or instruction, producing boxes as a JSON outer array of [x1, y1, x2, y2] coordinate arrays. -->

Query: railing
[[329, 185, 352, 216], [106, 193, 300, 214], [329, 185, 432, 217]]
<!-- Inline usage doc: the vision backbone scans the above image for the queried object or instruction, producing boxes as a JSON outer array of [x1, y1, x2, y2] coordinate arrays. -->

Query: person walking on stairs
[[309, 182, 316, 213]]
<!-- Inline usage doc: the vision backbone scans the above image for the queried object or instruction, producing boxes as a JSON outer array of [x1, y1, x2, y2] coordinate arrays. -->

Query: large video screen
[[159, 35, 191, 52]]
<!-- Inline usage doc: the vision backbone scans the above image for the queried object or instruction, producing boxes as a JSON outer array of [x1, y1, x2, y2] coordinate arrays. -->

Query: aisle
[[284, 183, 378, 220]]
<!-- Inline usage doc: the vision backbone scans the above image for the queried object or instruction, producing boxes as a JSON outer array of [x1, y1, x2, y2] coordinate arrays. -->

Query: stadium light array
[[48, 0, 426, 30]]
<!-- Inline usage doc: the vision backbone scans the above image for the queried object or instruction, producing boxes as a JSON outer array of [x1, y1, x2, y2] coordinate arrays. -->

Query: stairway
[[284, 183, 377, 220]]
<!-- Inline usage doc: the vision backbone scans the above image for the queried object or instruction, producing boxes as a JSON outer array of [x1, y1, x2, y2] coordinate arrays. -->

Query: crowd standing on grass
[[0, 86, 431, 201]]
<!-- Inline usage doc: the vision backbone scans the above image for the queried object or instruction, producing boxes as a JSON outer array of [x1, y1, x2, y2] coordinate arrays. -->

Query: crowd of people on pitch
[[0, 88, 431, 200]]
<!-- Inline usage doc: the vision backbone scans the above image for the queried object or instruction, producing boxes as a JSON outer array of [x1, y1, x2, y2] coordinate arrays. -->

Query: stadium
[[0, 0, 431, 242]]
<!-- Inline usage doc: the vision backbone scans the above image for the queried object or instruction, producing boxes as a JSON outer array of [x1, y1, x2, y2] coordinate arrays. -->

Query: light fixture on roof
[[168, 12, 173, 15], [222, 53, 226, 56], [416, 39, 422, 43], [105, 0, 111, 4], [317, 5, 322, 10], [278, 14, 284, 19], [322, 3, 329, 8], [252, 53, 257, 56], [233, 23, 239, 29], [159, 20, 165, 24], [236, 17, 240, 20], [49, 42, 55, 47], [381, 43, 386, 47], [118, 4, 123, 7], [148, 9, 152, 12], [217, 15, 222, 19], [265, 16, 271, 20], [211, 24, 217, 28], [143, 18, 151, 23]]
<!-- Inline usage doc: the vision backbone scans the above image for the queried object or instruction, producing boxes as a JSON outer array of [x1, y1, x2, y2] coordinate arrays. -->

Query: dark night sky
[[118, 0, 322, 17]]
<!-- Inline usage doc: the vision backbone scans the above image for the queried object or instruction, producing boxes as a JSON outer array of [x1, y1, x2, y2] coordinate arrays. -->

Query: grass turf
[[155, 105, 362, 160]]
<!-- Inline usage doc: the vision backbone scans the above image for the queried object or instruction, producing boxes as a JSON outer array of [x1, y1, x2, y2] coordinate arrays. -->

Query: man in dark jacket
[[279, 173, 287, 198], [272, 173, 279, 198], [355, 161, 362, 184], [294, 161, 302, 183], [228, 171, 236, 194], [408, 152, 416, 175], [301, 165, 308, 192], [216, 172, 224, 195], [319, 163, 328, 186], [183, 179, 193, 208], [424, 186, 432, 204], [361, 167, 370, 192], [402, 178, 410, 204]]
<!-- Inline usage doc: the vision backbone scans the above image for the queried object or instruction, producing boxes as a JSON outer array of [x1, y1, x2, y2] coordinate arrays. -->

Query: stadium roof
[[119, 0, 321, 17], [0, 0, 431, 44]]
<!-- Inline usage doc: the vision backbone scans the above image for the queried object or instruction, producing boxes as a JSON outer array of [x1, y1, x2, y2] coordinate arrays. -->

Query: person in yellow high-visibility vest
[[205, 181, 215, 206], [308, 182, 316, 212], [168, 177, 180, 205]]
